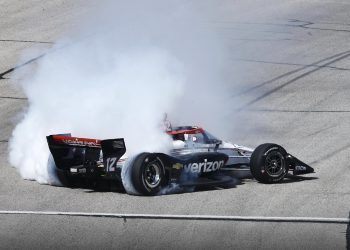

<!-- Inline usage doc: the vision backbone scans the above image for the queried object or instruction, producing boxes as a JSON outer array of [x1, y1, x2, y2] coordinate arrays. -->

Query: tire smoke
[[9, 0, 232, 184]]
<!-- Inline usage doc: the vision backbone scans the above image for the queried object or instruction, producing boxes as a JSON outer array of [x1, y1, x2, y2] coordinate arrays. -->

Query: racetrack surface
[[1, 1, 350, 249]]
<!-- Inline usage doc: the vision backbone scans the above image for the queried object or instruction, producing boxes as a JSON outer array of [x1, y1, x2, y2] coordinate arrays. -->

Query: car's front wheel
[[250, 143, 289, 183]]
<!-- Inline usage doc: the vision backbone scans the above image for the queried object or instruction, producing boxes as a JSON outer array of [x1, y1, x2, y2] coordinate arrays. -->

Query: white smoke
[[9, 0, 232, 184]]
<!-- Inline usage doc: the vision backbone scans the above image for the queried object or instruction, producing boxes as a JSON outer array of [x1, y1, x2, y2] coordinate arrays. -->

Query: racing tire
[[250, 143, 289, 184], [54, 167, 74, 187], [121, 153, 167, 196], [48, 154, 74, 187]]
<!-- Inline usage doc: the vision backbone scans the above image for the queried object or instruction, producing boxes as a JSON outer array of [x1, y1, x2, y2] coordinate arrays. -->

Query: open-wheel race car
[[47, 126, 314, 195]]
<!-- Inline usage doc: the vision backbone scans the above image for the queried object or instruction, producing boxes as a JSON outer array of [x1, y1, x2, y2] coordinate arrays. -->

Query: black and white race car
[[47, 126, 314, 195]]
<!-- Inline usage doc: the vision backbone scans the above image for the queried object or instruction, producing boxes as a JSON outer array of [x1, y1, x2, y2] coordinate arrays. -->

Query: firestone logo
[[184, 160, 224, 173]]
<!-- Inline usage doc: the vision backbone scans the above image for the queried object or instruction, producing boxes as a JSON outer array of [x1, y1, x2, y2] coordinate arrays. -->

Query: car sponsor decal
[[183, 160, 224, 173], [51, 135, 101, 148], [172, 163, 183, 170], [62, 139, 100, 147], [263, 147, 279, 156]]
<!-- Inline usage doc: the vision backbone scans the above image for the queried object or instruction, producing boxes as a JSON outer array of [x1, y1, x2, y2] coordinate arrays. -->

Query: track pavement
[[0, 1, 349, 249]]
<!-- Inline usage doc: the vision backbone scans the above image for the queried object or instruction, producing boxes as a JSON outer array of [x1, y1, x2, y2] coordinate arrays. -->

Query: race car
[[46, 126, 314, 195]]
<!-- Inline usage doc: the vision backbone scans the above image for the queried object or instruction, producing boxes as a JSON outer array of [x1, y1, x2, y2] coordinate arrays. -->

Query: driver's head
[[173, 134, 185, 141]]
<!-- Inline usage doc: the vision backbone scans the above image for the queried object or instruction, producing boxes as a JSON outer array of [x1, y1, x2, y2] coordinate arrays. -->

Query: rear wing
[[46, 134, 126, 170]]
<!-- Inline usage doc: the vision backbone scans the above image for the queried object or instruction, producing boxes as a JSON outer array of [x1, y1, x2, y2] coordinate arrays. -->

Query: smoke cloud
[[9, 0, 233, 184]]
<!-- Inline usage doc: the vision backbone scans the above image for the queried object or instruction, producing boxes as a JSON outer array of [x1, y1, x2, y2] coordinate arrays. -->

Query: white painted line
[[0, 210, 348, 224]]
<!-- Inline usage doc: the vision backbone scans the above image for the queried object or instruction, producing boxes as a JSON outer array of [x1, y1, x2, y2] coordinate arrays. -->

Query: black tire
[[121, 153, 167, 195], [250, 143, 289, 184], [54, 167, 74, 187], [48, 154, 74, 187]]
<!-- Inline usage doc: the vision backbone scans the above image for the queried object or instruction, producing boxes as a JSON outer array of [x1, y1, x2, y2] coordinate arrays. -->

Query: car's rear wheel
[[48, 154, 74, 187], [54, 167, 72, 186], [121, 153, 167, 195], [250, 143, 288, 183]]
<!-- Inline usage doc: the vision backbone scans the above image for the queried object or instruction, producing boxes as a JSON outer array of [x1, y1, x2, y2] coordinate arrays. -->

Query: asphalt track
[[1, 1, 350, 249]]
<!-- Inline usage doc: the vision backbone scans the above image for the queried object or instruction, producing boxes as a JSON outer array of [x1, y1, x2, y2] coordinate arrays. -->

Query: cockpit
[[167, 126, 221, 145]]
